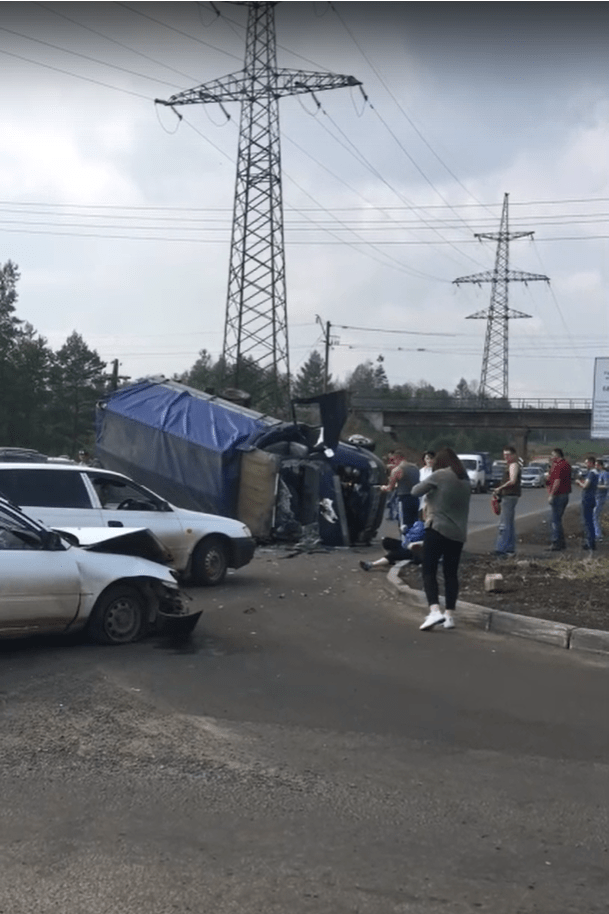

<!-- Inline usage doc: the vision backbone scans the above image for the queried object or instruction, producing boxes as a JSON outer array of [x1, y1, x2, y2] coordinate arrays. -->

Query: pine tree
[[292, 350, 330, 399], [181, 349, 221, 392], [11, 323, 53, 449], [373, 355, 389, 392], [49, 332, 107, 455], [0, 261, 23, 441], [346, 357, 389, 396]]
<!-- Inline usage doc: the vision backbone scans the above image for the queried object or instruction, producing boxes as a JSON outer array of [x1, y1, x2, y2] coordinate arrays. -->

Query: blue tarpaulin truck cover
[[96, 379, 281, 517], [96, 379, 386, 545]]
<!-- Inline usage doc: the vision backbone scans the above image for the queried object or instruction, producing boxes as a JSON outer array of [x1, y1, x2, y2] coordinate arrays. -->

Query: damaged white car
[[0, 497, 200, 645]]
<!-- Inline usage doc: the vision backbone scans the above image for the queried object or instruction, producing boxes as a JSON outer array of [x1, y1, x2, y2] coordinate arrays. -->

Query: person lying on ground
[[359, 520, 425, 572]]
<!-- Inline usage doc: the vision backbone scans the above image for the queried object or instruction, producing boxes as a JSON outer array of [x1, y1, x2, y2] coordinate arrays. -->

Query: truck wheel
[[88, 584, 145, 645], [191, 536, 229, 586]]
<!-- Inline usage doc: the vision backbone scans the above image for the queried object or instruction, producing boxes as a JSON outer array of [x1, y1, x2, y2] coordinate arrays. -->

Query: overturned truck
[[95, 379, 386, 547]]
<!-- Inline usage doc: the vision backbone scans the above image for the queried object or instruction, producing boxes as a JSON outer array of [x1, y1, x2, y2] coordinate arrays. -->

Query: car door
[[84, 471, 191, 571], [0, 467, 104, 528], [0, 513, 81, 636]]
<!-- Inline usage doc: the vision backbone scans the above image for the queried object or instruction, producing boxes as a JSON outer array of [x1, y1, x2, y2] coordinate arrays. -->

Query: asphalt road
[[1, 490, 607, 914], [465, 485, 550, 539]]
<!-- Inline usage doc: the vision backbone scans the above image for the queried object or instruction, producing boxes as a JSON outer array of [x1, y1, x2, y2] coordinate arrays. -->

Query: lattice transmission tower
[[156, 2, 360, 415], [453, 193, 549, 400]]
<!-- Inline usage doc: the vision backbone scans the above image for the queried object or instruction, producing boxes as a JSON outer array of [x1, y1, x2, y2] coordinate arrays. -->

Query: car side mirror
[[44, 530, 67, 551]]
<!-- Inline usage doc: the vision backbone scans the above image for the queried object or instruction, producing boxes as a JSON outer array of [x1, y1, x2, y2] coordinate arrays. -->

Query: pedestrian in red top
[[546, 448, 572, 551]]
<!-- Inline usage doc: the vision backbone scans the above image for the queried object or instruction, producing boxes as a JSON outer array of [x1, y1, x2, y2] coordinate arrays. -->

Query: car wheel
[[88, 584, 146, 645], [191, 536, 229, 586]]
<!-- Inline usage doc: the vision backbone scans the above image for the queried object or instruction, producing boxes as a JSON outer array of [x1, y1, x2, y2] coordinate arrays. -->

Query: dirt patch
[[396, 508, 609, 632]]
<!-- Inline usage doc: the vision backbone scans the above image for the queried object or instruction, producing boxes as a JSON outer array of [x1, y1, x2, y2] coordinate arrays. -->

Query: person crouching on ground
[[411, 448, 471, 632], [359, 520, 425, 572]]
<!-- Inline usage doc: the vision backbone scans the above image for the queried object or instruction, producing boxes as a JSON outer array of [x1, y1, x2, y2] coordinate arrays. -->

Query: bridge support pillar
[[512, 429, 530, 465]]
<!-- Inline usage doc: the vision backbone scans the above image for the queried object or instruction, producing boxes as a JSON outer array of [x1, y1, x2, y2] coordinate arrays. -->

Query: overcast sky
[[0, 2, 607, 402]]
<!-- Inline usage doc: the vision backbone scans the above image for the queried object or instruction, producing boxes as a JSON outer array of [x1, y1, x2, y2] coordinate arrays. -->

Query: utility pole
[[316, 314, 333, 393], [105, 359, 130, 391], [453, 193, 549, 400], [156, 2, 360, 416]]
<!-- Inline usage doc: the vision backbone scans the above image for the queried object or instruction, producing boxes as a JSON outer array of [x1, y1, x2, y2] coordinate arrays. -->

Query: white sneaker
[[420, 607, 445, 631], [443, 612, 455, 630]]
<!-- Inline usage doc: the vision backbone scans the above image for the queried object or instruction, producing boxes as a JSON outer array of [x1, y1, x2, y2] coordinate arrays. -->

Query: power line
[[0, 24, 185, 91], [0, 45, 152, 100], [116, 2, 243, 62], [36, 1, 203, 83], [328, 2, 492, 218]]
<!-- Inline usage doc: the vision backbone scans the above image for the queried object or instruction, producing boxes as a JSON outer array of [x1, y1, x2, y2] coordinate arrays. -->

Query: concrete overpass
[[350, 397, 593, 463]]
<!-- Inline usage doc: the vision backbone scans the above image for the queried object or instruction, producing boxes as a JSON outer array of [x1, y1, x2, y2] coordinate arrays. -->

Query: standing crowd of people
[[545, 448, 609, 552], [359, 443, 609, 634]]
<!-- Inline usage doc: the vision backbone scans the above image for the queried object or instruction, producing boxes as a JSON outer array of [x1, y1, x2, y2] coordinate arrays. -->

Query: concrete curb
[[386, 564, 609, 657]]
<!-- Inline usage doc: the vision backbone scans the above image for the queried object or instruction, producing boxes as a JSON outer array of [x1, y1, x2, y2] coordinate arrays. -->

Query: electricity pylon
[[453, 193, 549, 400], [156, 2, 360, 415]]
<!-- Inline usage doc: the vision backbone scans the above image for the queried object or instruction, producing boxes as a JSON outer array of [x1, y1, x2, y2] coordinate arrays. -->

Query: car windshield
[[89, 475, 166, 511], [461, 459, 477, 471], [0, 502, 43, 549]]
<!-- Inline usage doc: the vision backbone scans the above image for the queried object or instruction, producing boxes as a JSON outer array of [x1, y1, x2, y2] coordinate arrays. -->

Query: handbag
[[491, 492, 501, 516]]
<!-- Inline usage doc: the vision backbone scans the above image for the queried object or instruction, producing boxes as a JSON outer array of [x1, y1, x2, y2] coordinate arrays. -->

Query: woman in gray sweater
[[411, 448, 471, 631]]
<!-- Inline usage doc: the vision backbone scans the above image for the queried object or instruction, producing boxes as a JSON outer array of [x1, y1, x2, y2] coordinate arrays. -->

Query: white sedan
[[521, 466, 546, 488], [0, 497, 199, 645]]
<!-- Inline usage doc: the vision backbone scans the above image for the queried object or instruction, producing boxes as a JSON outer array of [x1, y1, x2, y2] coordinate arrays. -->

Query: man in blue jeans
[[546, 448, 572, 551], [593, 459, 609, 542], [577, 455, 599, 551], [493, 446, 521, 556]]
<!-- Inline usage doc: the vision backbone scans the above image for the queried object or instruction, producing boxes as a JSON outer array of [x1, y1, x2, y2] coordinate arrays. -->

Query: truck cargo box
[[96, 380, 385, 547]]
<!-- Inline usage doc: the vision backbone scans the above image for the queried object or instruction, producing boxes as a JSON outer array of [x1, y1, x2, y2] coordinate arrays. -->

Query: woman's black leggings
[[421, 527, 464, 610]]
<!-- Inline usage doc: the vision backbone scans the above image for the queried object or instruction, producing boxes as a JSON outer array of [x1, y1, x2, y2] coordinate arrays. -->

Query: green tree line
[[0, 261, 106, 457]]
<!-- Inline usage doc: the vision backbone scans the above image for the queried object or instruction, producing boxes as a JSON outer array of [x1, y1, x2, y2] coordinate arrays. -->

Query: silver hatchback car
[[0, 496, 198, 645]]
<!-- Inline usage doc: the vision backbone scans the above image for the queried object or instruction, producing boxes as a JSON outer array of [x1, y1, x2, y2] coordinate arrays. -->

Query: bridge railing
[[506, 398, 591, 410], [351, 397, 592, 411]]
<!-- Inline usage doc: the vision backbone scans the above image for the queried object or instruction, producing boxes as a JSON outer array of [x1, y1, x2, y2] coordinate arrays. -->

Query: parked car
[[488, 460, 507, 490], [0, 463, 256, 586], [521, 466, 546, 488], [0, 496, 199, 645]]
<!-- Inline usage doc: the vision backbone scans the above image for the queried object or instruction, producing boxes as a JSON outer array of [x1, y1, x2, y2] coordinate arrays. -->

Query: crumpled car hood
[[54, 526, 173, 566]]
